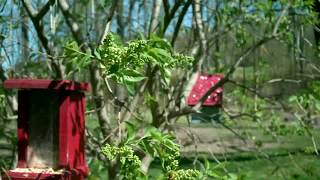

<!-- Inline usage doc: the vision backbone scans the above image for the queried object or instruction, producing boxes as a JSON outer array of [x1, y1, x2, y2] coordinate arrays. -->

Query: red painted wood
[[2, 170, 84, 180], [2, 79, 89, 180], [59, 92, 70, 168], [58, 91, 88, 176], [2, 171, 65, 180], [17, 90, 29, 168], [65, 92, 88, 175], [4, 79, 90, 91], [187, 74, 223, 106]]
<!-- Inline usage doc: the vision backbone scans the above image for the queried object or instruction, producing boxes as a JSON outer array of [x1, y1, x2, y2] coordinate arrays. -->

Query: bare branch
[[22, 1, 49, 50], [58, 0, 86, 48], [196, 36, 275, 108], [36, 0, 55, 20], [99, 0, 119, 44], [22, 0, 63, 78], [22, 0, 55, 19], [192, 0, 207, 71], [265, 78, 301, 84], [171, 0, 191, 46], [21, 0, 37, 18], [273, 2, 291, 36], [168, 10, 285, 119], [162, 0, 183, 35], [168, 35, 276, 120], [162, 0, 170, 16], [149, 0, 162, 36], [57, 0, 112, 136]]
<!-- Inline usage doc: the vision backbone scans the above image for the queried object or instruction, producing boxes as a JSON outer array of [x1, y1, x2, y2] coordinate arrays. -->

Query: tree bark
[[171, 0, 191, 46], [192, 0, 207, 71], [22, 0, 64, 79], [149, 0, 162, 36], [21, 7, 29, 63]]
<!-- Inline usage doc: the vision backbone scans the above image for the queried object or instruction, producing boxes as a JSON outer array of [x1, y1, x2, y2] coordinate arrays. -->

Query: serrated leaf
[[123, 75, 146, 82], [122, 69, 142, 76], [121, 69, 146, 83], [149, 35, 172, 52]]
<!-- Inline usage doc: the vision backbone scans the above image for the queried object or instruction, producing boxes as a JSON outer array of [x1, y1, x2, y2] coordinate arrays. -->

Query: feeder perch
[[1, 79, 90, 180]]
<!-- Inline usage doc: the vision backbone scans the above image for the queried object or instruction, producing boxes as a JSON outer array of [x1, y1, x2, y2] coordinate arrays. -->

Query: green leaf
[[147, 48, 172, 64], [315, 101, 320, 111], [125, 121, 136, 141], [288, 96, 297, 102], [123, 75, 146, 82], [140, 140, 155, 156], [94, 49, 101, 60], [122, 69, 142, 76], [149, 35, 172, 52], [124, 82, 135, 95], [122, 69, 146, 82], [160, 68, 171, 86]]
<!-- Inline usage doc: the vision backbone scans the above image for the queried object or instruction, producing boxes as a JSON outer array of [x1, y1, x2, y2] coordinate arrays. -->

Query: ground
[[148, 121, 320, 179]]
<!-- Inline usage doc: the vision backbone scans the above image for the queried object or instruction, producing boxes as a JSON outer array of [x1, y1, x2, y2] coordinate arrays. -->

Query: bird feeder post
[[187, 74, 224, 123], [1, 79, 90, 180]]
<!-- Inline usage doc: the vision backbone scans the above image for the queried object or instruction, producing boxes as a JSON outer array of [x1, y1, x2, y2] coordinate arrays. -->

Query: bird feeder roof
[[4, 79, 90, 92], [187, 73, 223, 106]]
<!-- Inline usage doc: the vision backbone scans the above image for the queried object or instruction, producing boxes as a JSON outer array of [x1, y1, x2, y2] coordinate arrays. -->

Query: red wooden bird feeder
[[187, 73, 224, 122], [1, 79, 90, 180], [187, 73, 223, 106]]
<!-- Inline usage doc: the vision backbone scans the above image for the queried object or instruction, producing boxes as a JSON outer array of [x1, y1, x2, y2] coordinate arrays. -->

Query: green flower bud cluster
[[167, 169, 200, 180], [172, 54, 193, 68], [102, 144, 143, 179], [162, 146, 180, 172], [101, 128, 204, 180], [97, 35, 150, 76], [95, 34, 194, 84], [126, 40, 148, 67]]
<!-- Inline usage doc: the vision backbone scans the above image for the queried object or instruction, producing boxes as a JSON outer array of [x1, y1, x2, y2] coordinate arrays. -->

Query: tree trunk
[[192, 0, 207, 71], [21, 7, 29, 63], [149, 0, 161, 36]]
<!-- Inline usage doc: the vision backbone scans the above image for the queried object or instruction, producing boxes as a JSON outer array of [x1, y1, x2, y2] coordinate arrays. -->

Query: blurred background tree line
[[1, 0, 320, 179]]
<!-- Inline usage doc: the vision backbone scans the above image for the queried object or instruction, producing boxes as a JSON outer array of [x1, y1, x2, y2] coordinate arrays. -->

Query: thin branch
[[22, 0, 49, 51], [58, 0, 86, 48], [162, 0, 183, 35], [36, 0, 55, 20], [99, 0, 118, 44], [168, 35, 275, 120], [265, 78, 301, 84], [21, 0, 37, 18], [162, 0, 170, 17], [22, 0, 63, 78], [195, 36, 275, 109], [192, 0, 207, 71], [149, 0, 162, 36], [57, 0, 113, 137], [272, 2, 291, 36], [171, 0, 191, 46]]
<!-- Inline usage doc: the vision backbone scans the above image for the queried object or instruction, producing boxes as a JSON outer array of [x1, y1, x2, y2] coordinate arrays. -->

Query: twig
[[99, 0, 118, 44]]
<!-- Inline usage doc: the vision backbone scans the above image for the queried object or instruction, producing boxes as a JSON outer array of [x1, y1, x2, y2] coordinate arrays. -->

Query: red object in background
[[2, 79, 90, 180], [187, 74, 223, 106]]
